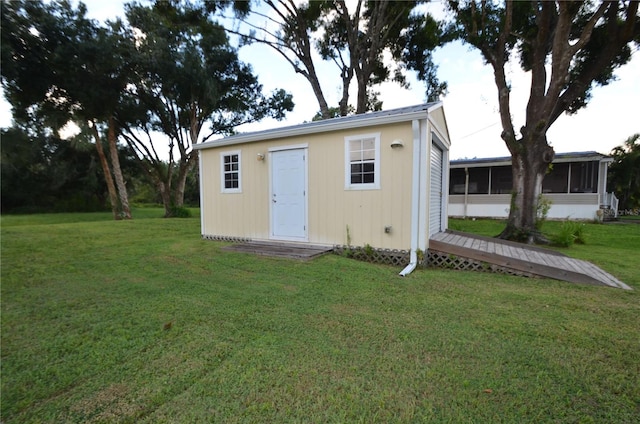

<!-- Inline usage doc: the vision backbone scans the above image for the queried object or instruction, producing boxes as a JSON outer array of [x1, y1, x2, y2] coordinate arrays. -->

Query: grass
[[2, 211, 639, 423]]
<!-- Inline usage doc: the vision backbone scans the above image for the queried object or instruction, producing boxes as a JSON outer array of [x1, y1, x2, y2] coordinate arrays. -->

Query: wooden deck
[[429, 230, 631, 290], [223, 241, 333, 260]]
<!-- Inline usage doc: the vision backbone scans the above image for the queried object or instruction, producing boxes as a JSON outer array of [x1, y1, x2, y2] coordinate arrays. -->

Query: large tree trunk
[[173, 160, 195, 209], [107, 116, 132, 219], [158, 180, 172, 218], [499, 137, 554, 243], [90, 123, 120, 220], [354, 74, 368, 114]]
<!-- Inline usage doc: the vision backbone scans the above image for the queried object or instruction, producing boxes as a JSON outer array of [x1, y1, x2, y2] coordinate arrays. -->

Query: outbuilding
[[194, 103, 451, 274]]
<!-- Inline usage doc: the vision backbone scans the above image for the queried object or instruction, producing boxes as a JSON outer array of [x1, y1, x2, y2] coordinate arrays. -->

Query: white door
[[429, 143, 443, 236], [271, 148, 307, 240]]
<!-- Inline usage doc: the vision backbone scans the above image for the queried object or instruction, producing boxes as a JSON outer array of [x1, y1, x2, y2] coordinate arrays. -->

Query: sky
[[2, 0, 638, 160]]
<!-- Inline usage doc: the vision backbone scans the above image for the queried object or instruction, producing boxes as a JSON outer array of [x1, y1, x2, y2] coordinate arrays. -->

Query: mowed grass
[[1, 211, 639, 423]]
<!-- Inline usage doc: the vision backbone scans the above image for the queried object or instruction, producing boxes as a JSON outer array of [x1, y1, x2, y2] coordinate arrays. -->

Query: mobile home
[[449, 151, 618, 220]]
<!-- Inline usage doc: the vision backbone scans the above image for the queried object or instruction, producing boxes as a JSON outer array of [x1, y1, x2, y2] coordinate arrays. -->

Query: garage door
[[429, 142, 443, 236]]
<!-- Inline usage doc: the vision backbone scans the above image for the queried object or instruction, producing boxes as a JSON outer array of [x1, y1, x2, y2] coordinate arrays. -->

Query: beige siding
[[200, 122, 415, 250], [450, 194, 512, 204], [546, 193, 599, 205], [429, 107, 449, 143], [200, 144, 271, 239], [450, 193, 598, 206]]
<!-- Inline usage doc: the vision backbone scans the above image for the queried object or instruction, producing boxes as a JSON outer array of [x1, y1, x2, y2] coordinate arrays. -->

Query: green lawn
[[2, 211, 639, 423]]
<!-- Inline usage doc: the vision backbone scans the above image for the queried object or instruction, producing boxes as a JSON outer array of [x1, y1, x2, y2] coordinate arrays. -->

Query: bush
[[550, 220, 587, 247], [535, 194, 552, 230], [167, 206, 192, 218], [572, 222, 587, 244]]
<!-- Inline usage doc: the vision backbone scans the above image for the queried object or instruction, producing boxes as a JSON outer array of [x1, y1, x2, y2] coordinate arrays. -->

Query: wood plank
[[429, 239, 608, 287], [452, 234, 466, 246], [533, 251, 554, 267], [542, 252, 564, 268], [463, 236, 475, 249], [430, 231, 630, 290], [223, 243, 332, 260], [580, 261, 623, 287], [471, 238, 482, 250], [444, 233, 457, 243], [561, 257, 585, 273], [503, 244, 517, 259], [432, 232, 449, 242], [446, 230, 570, 257]]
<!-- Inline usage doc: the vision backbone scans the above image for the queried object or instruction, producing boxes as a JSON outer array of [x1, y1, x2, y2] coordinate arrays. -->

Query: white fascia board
[[193, 109, 433, 151], [453, 153, 611, 169], [450, 159, 512, 168], [552, 155, 610, 164]]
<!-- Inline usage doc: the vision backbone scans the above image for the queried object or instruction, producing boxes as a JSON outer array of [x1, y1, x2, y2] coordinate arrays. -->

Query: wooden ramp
[[223, 241, 333, 260], [429, 230, 631, 290]]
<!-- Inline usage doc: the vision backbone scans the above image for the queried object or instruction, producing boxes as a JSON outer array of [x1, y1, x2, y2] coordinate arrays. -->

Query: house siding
[[200, 122, 417, 250], [449, 193, 602, 219]]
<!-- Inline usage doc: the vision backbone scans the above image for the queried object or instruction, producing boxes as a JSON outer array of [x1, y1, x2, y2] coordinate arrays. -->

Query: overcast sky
[[2, 0, 638, 160]]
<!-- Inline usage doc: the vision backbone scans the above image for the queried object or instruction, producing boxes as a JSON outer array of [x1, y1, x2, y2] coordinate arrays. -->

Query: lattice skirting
[[202, 234, 252, 243], [332, 245, 536, 277], [426, 250, 537, 278], [333, 245, 410, 266]]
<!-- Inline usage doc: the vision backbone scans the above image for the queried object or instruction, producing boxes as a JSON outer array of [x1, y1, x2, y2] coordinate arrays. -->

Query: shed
[[449, 151, 618, 220], [194, 103, 451, 273]]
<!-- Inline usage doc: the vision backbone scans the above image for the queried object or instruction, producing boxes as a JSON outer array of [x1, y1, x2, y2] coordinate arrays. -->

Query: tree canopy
[[121, 0, 294, 216], [1, 0, 294, 217], [608, 134, 640, 212], [224, 0, 446, 119], [1, 0, 136, 218]]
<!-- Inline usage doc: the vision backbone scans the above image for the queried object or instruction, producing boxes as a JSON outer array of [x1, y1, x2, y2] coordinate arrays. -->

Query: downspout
[[400, 119, 422, 276], [464, 167, 469, 218]]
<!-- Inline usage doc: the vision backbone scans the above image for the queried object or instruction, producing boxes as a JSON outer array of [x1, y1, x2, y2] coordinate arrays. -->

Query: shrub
[[550, 220, 587, 247], [535, 194, 552, 230], [167, 206, 192, 218], [572, 222, 587, 244]]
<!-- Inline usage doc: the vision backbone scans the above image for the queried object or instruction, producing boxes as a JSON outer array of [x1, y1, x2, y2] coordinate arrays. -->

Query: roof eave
[[193, 104, 438, 150]]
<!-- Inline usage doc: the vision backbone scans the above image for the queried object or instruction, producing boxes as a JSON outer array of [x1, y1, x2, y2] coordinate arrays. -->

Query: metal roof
[[450, 151, 612, 168], [194, 102, 442, 150]]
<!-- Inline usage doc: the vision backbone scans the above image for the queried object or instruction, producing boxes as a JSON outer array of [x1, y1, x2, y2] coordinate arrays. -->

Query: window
[[570, 161, 597, 193], [467, 168, 489, 194], [345, 133, 380, 189], [542, 163, 569, 193], [450, 168, 466, 194], [491, 166, 513, 194], [220, 151, 241, 193]]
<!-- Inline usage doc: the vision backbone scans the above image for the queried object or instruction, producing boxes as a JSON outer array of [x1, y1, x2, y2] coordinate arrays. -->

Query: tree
[[121, 0, 294, 217], [421, 1, 639, 242], [1, 0, 134, 219], [608, 134, 640, 212], [0, 123, 110, 213], [224, 0, 445, 118]]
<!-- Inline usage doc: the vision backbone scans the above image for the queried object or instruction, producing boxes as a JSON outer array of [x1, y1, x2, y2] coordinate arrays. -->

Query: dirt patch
[[69, 383, 144, 423]]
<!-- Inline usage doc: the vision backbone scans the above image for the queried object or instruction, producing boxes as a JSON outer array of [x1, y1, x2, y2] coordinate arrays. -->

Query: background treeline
[[0, 125, 199, 214]]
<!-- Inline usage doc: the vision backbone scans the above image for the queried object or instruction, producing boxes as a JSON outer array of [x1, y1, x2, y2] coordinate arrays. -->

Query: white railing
[[611, 193, 619, 218], [601, 192, 619, 218]]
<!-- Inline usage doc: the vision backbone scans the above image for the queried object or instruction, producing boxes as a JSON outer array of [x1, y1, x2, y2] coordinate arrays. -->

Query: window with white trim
[[220, 151, 241, 193], [345, 133, 380, 189]]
